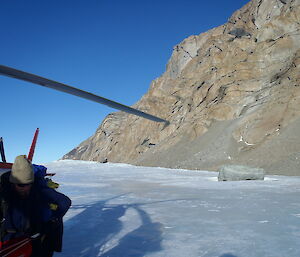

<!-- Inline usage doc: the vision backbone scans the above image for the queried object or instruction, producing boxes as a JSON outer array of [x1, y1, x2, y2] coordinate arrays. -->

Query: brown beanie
[[9, 155, 34, 184]]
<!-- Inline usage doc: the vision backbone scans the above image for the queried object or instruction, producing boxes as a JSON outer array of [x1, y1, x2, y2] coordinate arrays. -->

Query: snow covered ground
[[49, 160, 300, 257]]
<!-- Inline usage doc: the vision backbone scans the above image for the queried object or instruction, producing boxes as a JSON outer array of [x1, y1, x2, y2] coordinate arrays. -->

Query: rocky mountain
[[63, 0, 300, 175]]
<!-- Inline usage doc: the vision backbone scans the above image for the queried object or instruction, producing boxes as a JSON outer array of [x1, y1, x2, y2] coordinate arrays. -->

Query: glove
[[46, 179, 59, 189], [49, 203, 58, 211]]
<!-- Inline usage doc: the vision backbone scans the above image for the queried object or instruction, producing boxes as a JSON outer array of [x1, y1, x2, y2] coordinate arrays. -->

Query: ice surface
[[49, 160, 300, 257]]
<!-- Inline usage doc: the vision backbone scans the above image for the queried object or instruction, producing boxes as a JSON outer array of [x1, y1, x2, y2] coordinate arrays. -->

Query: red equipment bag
[[0, 237, 32, 257]]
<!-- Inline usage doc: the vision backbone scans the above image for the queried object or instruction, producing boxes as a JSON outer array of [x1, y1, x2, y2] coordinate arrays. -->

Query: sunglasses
[[16, 183, 33, 188]]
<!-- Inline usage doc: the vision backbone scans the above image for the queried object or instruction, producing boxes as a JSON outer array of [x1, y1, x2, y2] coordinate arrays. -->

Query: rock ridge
[[63, 0, 300, 175]]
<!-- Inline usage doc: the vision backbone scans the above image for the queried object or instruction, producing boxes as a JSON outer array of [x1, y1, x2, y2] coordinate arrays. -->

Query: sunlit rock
[[63, 0, 300, 175]]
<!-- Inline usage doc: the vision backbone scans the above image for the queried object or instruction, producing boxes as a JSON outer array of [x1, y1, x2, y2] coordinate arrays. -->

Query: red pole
[[28, 128, 39, 161]]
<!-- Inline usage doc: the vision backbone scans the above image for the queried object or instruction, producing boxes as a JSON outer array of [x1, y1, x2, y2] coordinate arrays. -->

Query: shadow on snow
[[57, 195, 163, 257], [58, 195, 239, 257]]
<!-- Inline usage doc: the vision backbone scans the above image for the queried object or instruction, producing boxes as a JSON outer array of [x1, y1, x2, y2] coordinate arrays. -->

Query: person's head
[[9, 155, 34, 198]]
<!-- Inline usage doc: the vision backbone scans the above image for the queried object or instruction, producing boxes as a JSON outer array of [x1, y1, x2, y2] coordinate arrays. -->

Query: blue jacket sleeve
[[40, 187, 71, 218]]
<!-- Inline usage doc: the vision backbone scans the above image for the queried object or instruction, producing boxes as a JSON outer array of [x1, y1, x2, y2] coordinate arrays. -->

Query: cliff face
[[63, 0, 300, 175]]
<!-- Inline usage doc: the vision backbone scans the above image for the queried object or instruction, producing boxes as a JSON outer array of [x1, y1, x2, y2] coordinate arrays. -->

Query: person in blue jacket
[[0, 155, 71, 257]]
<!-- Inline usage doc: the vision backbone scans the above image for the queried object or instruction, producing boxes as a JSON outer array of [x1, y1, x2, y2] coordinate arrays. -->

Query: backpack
[[32, 164, 59, 189]]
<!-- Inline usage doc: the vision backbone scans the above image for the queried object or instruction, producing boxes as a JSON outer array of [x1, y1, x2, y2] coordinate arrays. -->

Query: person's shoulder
[[39, 185, 68, 200], [40, 186, 71, 209]]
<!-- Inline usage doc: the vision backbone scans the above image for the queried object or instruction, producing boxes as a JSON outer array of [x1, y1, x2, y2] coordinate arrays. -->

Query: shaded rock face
[[63, 0, 300, 175]]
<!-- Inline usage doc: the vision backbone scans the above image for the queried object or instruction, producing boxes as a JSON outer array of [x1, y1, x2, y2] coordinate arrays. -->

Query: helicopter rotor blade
[[0, 65, 169, 124]]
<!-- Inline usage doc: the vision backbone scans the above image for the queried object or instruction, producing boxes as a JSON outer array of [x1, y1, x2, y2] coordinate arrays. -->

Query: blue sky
[[0, 0, 249, 164]]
